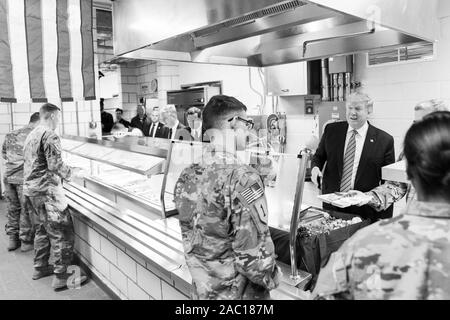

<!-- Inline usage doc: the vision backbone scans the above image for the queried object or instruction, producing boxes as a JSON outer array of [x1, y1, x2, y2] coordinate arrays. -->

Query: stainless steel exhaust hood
[[112, 0, 439, 67]]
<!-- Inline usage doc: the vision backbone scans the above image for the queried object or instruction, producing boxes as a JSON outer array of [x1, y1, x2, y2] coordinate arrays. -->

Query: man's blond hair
[[415, 99, 448, 113]]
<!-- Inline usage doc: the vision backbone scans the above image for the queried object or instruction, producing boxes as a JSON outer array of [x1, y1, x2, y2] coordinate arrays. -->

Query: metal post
[[60, 100, 65, 135], [288, 148, 312, 286], [160, 140, 174, 219], [75, 101, 80, 136], [9, 102, 14, 130]]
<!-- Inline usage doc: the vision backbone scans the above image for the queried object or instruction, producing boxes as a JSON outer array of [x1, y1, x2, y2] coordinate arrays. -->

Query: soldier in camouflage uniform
[[174, 95, 281, 300], [350, 100, 448, 212], [2, 112, 40, 251], [312, 111, 450, 300], [23, 103, 87, 290]]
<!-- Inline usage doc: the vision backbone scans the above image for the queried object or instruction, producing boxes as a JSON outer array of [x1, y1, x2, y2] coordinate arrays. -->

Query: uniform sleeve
[[43, 132, 72, 180], [1, 136, 7, 160], [228, 169, 281, 290], [367, 181, 408, 212], [311, 249, 354, 300]]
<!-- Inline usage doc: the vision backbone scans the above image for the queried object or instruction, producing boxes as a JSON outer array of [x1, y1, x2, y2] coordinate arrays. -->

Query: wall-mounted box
[[265, 60, 322, 97], [265, 62, 307, 96], [328, 55, 353, 74]]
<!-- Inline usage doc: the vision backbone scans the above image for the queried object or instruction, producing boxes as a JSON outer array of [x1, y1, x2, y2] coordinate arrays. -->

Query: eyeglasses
[[228, 116, 254, 130]]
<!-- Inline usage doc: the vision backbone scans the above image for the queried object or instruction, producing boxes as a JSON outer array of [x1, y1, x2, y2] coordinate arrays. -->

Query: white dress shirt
[[169, 120, 179, 140], [191, 125, 202, 141], [343, 121, 369, 189], [149, 122, 159, 138]]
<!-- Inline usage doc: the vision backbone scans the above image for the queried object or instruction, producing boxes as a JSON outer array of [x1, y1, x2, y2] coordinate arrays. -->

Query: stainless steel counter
[[65, 182, 311, 300]]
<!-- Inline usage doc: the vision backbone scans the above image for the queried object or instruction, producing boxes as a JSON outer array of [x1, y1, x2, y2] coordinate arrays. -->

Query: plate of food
[[318, 192, 372, 208]]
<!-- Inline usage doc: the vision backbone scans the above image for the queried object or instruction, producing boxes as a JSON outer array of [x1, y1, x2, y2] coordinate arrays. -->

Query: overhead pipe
[[320, 59, 330, 102]]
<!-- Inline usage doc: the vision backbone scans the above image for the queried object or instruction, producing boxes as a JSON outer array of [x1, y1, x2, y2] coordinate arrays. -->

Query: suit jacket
[[118, 118, 131, 128], [101, 111, 114, 134], [163, 123, 192, 141], [130, 115, 151, 136], [311, 121, 395, 222], [147, 122, 166, 138]]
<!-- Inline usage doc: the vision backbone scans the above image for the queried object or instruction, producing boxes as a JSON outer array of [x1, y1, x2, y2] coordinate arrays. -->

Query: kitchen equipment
[[112, 0, 438, 67], [317, 101, 346, 138], [166, 84, 221, 126]]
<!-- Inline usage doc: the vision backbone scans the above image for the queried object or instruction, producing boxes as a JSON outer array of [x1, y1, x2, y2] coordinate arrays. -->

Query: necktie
[[169, 128, 173, 139], [340, 130, 357, 192], [149, 124, 154, 137], [194, 130, 199, 141]]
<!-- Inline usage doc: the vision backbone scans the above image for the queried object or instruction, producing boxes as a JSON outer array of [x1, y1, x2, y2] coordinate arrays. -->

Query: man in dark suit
[[100, 99, 114, 135], [160, 105, 191, 141], [147, 109, 167, 138], [130, 104, 151, 136], [311, 92, 395, 222]]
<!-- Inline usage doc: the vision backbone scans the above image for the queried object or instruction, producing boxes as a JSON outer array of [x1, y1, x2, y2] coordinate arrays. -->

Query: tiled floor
[[0, 200, 112, 300]]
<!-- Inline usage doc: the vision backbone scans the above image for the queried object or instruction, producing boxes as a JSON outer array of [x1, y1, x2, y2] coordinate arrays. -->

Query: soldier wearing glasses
[[174, 95, 280, 300]]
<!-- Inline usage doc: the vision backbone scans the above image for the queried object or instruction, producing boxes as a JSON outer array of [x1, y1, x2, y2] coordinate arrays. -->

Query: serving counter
[[62, 136, 367, 300], [61, 135, 175, 220], [66, 182, 309, 300]]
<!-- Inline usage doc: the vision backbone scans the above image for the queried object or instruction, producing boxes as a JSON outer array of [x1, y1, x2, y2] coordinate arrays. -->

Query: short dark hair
[[187, 107, 202, 118], [202, 95, 247, 130], [29, 112, 40, 123], [404, 111, 450, 200], [115, 108, 123, 114], [39, 103, 60, 120]]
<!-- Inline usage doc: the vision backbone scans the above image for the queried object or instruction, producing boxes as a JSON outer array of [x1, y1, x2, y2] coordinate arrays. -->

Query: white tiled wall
[[177, 62, 264, 115], [72, 215, 190, 300], [276, 13, 450, 158], [354, 12, 450, 157]]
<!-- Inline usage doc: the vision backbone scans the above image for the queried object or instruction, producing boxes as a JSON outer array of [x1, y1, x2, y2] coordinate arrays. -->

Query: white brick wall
[[100, 236, 118, 264], [73, 215, 189, 300], [127, 278, 150, 300], [161, 280, 189, 300], [274, 16, 450, 159], [136, 264, 162, 300], [0, 114, 12, 125], [355, 15, 450, 156], [117, 249, 137, 282], [0, 103, 9, 114]]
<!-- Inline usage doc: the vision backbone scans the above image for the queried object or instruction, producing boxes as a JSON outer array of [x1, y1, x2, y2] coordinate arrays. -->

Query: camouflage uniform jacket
[[1, 125, 36, 184], [312, 201, 450, 300], [366, 153, 416, 212], [174, 149, 281, 300], [23, 125, 72, 206]]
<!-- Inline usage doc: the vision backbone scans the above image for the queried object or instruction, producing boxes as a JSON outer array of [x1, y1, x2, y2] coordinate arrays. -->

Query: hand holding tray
[[318, 192, 373, 208]]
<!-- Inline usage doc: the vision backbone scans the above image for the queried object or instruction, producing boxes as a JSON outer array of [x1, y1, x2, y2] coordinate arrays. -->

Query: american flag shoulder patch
[[239, 182, 264, 205]]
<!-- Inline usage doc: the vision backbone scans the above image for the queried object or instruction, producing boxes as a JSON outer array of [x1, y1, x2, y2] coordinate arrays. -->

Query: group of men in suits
[[112, 104, 203, 141]]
